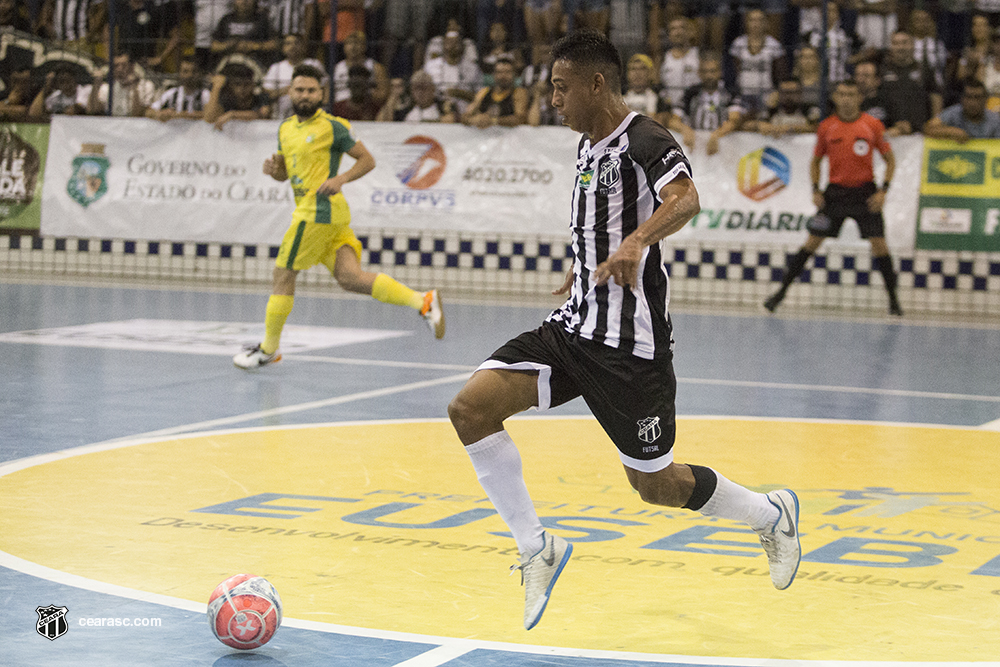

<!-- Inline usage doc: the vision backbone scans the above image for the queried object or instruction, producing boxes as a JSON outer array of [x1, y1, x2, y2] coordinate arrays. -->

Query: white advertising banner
[[41, 117, 922, 250], [679, 131, 922, 251], [42, 116, 290, 244]]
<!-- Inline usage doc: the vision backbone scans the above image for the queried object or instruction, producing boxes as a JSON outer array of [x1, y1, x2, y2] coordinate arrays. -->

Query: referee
[[764, 78, 902, 316]]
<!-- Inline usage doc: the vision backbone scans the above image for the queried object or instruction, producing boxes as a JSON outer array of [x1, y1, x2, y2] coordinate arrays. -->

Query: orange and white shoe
[[420, 289, 445, 339], [233, 344, 281, 369]]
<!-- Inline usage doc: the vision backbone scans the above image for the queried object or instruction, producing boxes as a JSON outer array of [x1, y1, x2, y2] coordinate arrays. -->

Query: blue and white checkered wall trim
[[2, 230, 998, 315]]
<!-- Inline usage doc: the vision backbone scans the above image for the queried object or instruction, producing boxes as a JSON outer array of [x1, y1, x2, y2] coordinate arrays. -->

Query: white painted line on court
[[96, 372, 473, 442], [288, 354, 477, 371], [980, 417, 1000, 431], [390, 643, 476, 666], [680, 377, 1000, 403]]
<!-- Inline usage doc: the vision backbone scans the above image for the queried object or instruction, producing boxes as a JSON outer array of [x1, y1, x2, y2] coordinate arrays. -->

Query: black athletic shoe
[[763, 292, 784, 313], [889, 297, 903, 317]]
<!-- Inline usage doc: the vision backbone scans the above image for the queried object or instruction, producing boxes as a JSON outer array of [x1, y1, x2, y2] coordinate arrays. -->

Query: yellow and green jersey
[[276, 109, 357, 225]]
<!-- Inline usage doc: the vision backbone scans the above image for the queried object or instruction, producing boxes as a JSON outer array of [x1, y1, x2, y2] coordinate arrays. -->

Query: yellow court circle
[[2, 417, 1000, 660]]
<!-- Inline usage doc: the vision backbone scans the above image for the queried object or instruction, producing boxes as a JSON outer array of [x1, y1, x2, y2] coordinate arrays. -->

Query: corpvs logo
[[371, 135, 455, 209], [67, 143, 110, 208]]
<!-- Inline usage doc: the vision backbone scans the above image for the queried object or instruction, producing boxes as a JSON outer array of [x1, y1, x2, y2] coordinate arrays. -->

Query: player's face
[[550, 59, 596, 134], [290, 75, 323, 117], [832, 84, 861, 117]]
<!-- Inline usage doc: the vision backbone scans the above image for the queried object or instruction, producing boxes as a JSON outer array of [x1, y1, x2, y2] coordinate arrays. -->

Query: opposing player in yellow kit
[[234, 64, 445, 369]]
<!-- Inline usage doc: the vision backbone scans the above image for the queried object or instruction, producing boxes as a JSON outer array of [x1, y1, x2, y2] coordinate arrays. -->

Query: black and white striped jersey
[[151, 86, 211, 112], [52, 0, 101, 42], [546, 112, 692, 360]]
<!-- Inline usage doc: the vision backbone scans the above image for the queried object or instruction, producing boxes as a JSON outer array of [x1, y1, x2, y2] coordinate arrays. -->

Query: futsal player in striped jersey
[[764, 78, 901, 316], [448, 31, 801, 631], [233, 65, 444, 369]]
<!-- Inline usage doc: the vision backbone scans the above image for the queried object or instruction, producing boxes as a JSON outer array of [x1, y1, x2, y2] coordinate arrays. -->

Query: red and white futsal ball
[[207, 574, 282, 650]]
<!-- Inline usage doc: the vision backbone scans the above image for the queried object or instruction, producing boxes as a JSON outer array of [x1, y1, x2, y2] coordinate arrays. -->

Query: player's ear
[[592, 71, 605, 94]]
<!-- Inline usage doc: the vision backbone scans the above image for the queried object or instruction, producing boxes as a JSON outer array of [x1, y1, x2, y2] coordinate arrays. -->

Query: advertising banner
[[41, 116, 289, 243], [0, 123, 49, 232], [679, 132, 922, 251], [40, 117, 923, 250], [916, 138, 1000, 252]]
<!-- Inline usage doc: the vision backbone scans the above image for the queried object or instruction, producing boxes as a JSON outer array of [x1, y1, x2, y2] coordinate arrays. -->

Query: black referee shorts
[[478, 321, 677, 472], [808, 183, 885, 239]]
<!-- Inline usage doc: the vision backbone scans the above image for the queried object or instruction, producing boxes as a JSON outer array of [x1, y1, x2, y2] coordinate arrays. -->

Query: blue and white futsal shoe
[[511, 531, 572, 630], [233, 343, 281, 369], [754, 488, 801, 590]]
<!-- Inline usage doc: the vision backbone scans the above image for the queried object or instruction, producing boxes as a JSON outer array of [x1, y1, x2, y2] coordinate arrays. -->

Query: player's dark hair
[[835, 78, 860, 91], [292, 64, 324, 85], [493, 56, 515, 70], [551, 29, 622, 91]]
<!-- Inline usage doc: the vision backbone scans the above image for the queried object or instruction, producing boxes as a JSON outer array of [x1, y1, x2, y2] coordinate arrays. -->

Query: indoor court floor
[[2, 277, 1000, 667]]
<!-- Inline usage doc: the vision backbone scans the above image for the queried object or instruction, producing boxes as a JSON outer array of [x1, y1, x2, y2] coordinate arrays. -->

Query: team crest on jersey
[[599, 159, 621, 188], [853, 139, 870, 156], [637, 416, 661, 444]]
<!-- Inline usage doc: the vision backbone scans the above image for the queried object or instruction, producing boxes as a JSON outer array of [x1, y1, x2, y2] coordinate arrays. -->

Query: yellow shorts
[[274, 220, 363, 273]]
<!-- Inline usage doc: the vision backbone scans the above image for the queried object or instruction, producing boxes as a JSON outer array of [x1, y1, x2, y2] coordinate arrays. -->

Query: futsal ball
[[207, 574, 282, 650]]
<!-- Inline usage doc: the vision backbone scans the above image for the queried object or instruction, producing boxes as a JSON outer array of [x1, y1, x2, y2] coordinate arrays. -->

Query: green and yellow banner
[[0, 123, 49, 233], [917, 138, 1000, 251]]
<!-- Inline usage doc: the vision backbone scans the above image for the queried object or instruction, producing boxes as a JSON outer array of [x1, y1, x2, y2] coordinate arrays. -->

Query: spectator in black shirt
[[204, 63, 271, 129], [211, 0, 277, 68], [117, 0, 181, 70], [880, 30, 942, 134], [855, 61, 890, 129]]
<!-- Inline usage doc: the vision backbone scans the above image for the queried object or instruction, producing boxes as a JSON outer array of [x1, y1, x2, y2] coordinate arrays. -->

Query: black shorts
[[807, 183, 885, 239], [479, 321, 677, 472]]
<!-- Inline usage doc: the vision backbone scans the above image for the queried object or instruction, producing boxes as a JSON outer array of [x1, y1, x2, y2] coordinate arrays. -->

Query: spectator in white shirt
[[28, 63, 88, 120], [659, 17, 699, 108], [333, 30, 388, 106], [377, 70, 456, 123], [423, 29, 482, 116], [87, 52, 155, 117], [730, 9, 786, 111], [263, 32, 325, 119]]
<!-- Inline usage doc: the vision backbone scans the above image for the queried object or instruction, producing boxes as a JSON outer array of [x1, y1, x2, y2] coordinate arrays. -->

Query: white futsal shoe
[[420, 289, 445, 339], [754, 489, 801, 590], [511, 532, 572, 630], [233, 344, 281, 369]]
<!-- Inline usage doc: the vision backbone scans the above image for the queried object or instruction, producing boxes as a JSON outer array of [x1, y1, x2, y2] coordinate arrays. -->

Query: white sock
[[698, 470, 779, 531], [465, 430, 545, 556]]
